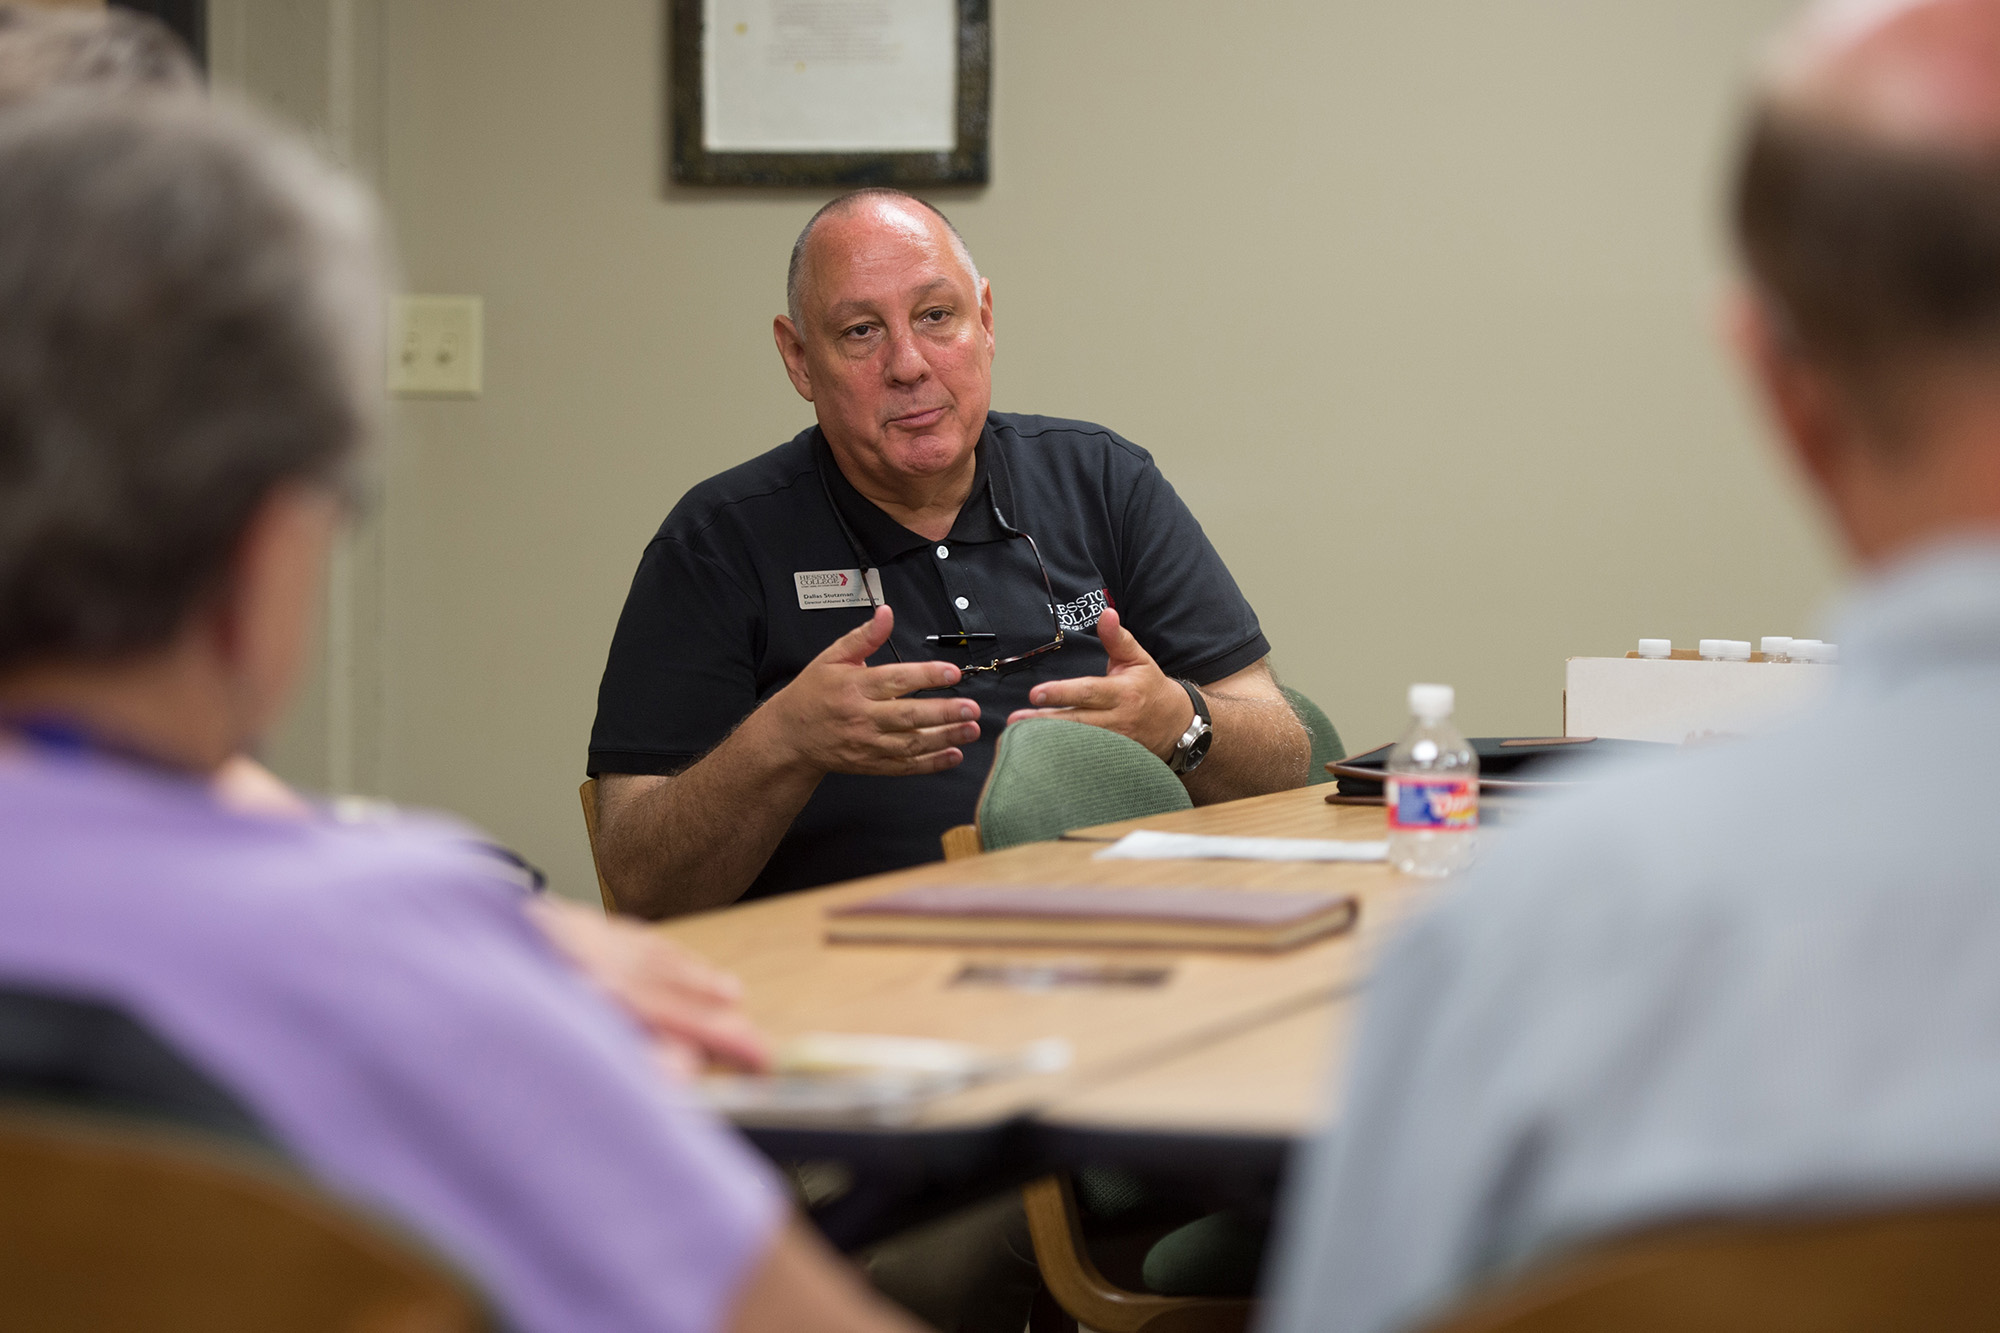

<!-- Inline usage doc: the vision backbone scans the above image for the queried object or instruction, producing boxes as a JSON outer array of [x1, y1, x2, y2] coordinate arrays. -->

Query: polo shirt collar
[[1836, 537, 2000, 697], [813, 419, 1010, 559]]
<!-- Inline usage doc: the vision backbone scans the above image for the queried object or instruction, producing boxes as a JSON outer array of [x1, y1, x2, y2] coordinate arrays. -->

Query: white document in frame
[[703, 0, 958, 153]]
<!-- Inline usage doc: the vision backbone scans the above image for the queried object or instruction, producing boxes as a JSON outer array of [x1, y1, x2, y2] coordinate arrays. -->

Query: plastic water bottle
[[1386, 684, 1478, 877]]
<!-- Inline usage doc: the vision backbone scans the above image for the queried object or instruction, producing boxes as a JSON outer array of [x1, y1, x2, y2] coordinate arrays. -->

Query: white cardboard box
[[1564, 657, 1836, 744]]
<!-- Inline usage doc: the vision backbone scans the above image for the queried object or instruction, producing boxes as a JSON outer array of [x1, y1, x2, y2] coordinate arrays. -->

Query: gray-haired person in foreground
[[0, 1, 199, 106], [0, 92, 920, 1333], [0, 0, 797, 1125], [1264, 2, 2000, 1330]]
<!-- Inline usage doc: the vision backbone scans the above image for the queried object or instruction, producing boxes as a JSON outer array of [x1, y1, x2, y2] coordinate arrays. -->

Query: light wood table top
[[1039, 997, 1353, 1140], [658, 796, 1421, 1133], [1031, 787, 1400, 1138]]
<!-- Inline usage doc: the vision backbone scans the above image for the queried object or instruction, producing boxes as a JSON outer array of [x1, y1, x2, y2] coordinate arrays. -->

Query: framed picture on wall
[[669, 0, 990, 188]]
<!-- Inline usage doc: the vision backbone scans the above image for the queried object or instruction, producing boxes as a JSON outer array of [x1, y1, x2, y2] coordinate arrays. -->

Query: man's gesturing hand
[[769, 605, 980, 776], [1004, 608, 1194, 758]]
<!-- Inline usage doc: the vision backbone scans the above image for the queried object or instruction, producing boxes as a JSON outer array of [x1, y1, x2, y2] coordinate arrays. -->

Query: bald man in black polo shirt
[[589, 190, 1307, 918]]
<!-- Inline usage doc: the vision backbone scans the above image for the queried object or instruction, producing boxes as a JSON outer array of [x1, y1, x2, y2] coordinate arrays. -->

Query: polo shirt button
[[955, 596, 970, 610], [936, 545, 950, 559]]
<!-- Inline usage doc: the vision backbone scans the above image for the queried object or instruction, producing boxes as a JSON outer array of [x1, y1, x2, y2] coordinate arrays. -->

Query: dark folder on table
[[1329, 736, 1670, 799]]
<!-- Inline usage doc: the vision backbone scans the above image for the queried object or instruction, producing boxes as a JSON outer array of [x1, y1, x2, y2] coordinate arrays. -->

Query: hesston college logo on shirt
[[1055, 588, 1111, 632]]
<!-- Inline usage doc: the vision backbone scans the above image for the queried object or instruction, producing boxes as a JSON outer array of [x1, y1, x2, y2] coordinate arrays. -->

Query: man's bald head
[[1736, 0, 2000, 442], [786, 188, 980, 332], [1761, 0, 2000, 143]]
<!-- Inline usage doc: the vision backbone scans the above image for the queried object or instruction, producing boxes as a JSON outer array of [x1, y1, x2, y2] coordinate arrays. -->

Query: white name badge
[[794, 568, 883, 610]]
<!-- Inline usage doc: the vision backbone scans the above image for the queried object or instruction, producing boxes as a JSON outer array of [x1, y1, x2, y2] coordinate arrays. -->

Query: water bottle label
[[1387, 776, 1477, 831]]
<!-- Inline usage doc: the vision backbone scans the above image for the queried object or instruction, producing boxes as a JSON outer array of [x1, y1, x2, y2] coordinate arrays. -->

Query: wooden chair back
[[1023, 1174, 1251, 1333], [1420, 1200, 2000, 1333], [940, 823, 982, 860], [577, 778, 619, 912], [0, 1107, 486, 1331]]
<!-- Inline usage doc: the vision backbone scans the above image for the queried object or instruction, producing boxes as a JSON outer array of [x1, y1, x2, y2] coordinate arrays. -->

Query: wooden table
[[1031, 786, 1401, 1150], [1039, 998, 1351, 1142], [660, 791, 1410, 1134], [657, 784, 1417, 1241]]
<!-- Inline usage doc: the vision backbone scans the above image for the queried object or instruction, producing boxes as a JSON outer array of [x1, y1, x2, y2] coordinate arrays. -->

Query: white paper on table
[[1093, 830, 1388, 864], [703, 0, 957, 152], [697, 1034, 1071, 1127]]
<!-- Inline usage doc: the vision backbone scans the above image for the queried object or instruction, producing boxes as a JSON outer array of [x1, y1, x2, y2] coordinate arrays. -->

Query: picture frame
[[668, 0, 990, 189]]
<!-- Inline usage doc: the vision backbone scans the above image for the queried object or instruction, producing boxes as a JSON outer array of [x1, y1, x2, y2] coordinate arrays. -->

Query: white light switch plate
[[390, 295, 482, 396]]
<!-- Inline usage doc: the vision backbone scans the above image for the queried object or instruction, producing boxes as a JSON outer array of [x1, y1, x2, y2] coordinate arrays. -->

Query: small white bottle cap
[[1637, 638, 1671, 658], [1761, 636, 1792, 657], [1408, 683, 1455, 719], [1698, 639, 1727, 660], [1724, 640, 1752, 661], [1791, 639, 1823, 663]]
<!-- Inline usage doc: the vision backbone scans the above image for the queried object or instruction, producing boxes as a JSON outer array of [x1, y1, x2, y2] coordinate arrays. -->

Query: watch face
[[1174, 722, 1214, 774]]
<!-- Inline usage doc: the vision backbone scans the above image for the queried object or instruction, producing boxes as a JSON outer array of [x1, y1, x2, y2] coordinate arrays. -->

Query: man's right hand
[[767, 605, 980, 776], [595, 605, 981, 918]]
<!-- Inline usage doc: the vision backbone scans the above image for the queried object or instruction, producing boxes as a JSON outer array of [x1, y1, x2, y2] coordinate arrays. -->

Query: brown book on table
[[826, 884, 1359, 952]]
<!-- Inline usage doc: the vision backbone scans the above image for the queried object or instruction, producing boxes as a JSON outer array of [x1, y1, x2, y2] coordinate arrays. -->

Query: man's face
[[776, 199, 994, 494]]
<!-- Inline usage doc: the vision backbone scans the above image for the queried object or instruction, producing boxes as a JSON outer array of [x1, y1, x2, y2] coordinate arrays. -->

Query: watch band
[[1168, 679, 1213, 775]]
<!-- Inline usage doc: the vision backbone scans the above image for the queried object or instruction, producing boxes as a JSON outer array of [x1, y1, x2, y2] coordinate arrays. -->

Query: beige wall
[[228, 0, 1838, 904]]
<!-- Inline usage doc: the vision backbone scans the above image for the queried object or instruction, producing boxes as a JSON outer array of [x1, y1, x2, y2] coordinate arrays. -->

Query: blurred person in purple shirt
[[0, 88, 920, 1333], [0, 2, 765, 1050]]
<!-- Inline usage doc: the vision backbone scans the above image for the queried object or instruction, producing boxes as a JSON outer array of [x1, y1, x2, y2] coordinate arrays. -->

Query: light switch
[[389, 295, 483, 396]]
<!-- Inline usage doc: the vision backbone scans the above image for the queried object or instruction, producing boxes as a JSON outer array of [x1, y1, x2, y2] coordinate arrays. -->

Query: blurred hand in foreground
[[212, 753, 315, 817], [208, 757, 767, 1077], [527, 896, 773, 1079]]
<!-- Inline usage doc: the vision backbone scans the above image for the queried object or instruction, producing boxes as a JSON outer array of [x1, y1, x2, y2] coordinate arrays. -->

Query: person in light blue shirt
[[1264, 2, 2000, 1331]]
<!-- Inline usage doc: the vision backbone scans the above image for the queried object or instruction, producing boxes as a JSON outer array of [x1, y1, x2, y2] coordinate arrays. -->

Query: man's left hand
[[1003, 608, 1193, 758]]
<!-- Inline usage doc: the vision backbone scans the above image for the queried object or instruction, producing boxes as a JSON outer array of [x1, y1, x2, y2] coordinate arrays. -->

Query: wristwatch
[[1167, 679, 1213, 776]]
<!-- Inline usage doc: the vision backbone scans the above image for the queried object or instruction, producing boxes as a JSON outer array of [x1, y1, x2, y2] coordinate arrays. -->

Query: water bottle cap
[[1761, 636, 1792, 656], [1636, 638, 1671, 658], [1698, 639, 1727, 660], [1408, 683, 1454, 719], [1791, 639, 1824, 663], [1724, 640, 1753, 661]]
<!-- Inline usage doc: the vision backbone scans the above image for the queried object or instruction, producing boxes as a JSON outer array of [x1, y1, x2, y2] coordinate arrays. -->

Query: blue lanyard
[[8, 715, 94, 754], [1, 712, 189, 776]]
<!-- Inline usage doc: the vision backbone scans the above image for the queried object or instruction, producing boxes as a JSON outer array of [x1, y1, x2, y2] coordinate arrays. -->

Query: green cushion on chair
[[1281, 685, 1346, 785], [1141, 1209, 1269, 1297], [976, 718, 1192, 851]]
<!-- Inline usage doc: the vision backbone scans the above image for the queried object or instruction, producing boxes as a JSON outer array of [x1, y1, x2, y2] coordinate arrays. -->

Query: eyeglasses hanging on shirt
[[816, 453, 1064, 676]]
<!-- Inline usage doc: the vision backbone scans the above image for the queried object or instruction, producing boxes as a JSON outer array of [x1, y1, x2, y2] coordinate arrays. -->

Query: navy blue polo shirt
[[588, 412, 1270, 900]]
